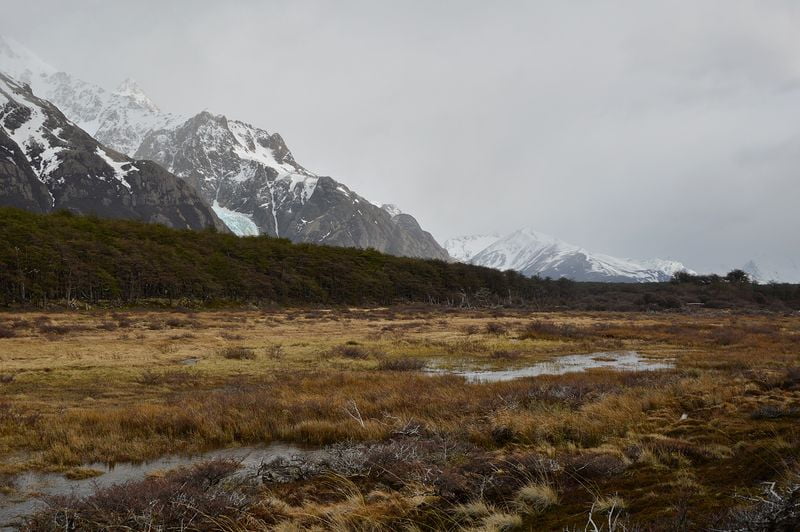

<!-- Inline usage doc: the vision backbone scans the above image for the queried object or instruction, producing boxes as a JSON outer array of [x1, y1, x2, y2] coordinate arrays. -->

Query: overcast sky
[[2, 1, 799, 278]]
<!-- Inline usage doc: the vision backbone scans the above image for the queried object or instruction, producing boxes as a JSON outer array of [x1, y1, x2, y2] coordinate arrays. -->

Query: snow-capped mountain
[[443, 234, 502, 263], [741, 259, 800, 284], [0, 35, 181, 156], [0, 34, 448, 259], [450, 228, 693, 282], [135, 112, 447, 258], [0, 71, 224, 230]]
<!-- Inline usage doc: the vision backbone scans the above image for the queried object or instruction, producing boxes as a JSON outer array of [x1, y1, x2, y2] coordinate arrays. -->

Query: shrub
[[485, 322, 508, 335], [38, 323, 90, 335], [0, 326, 15, 338], [24, 460, 248, 531], [265, 343, 284, 359], [710, 327, 745, 346], [330, 345, 370, 359], [490, 349, 521, 360], [219, 346, 255, 360], [519, 320, 583, 340], [136, 370, 199, 386], [377, 357, 425, 371]]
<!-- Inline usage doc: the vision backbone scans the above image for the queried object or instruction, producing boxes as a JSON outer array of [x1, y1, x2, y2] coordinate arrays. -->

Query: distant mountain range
[[0, 34, 448, 260], [445, 228, 693, 282]]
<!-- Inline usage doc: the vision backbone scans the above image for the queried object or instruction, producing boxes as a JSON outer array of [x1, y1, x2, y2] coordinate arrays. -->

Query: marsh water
[[0, 443, 311, 529], [425, 350, 674, 382], [1, 351, 674, 529]]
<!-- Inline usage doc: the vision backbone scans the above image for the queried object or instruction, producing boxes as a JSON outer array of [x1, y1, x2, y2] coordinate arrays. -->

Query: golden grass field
[[1, 307, 799, 530]]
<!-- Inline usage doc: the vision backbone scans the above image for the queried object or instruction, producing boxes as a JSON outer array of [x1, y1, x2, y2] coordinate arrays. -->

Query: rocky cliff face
[[0, 72, 225, 231], [136, 112, 449, 259]]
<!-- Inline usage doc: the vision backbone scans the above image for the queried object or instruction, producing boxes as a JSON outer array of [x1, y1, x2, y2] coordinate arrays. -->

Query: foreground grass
[[1, 307, 800, 529]]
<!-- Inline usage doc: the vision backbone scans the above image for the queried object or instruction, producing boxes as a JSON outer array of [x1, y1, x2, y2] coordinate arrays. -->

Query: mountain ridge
[[0, 34, 448, 260], [0, 71, 225, 231], [447, 227, 693, 282]]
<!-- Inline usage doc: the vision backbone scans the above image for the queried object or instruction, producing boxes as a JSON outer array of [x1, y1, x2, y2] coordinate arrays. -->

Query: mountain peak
[[112, 77, 160, 113], [742, 260, 766, 283], [381, 204, 403, 217], [510, 226, 572, 250], [453, 226, 693, 282]]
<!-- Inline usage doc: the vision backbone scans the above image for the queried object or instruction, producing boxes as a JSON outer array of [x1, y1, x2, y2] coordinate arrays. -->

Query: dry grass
[[1, 308, 799, 529], [515, 482, 559, 513]]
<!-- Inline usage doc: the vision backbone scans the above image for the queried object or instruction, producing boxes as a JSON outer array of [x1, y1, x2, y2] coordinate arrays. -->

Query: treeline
[[0, 208, 566, 307], [0, 208, 798, 310]]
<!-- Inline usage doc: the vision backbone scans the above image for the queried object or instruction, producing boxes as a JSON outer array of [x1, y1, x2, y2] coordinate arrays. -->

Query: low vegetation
[[0, 308, 799, 529], [1, 207, 800, 311]]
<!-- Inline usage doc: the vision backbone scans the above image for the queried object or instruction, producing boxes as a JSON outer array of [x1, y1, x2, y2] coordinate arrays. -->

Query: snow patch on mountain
[[95, 147, 135, 191], [0, 74, 63, 187], [381, 204, 403, 218], [444, 234, 502, 263]]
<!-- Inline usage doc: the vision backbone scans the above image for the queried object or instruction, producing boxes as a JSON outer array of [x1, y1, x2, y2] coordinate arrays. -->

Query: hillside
[[0, 207, 531, 307], [1, 208, 798, 310]]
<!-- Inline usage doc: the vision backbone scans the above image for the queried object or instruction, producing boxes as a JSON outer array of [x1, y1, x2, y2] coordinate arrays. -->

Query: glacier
[[211, 201, 260, 236]]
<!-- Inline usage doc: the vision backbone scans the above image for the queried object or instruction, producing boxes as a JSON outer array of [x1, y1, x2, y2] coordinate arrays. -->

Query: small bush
[[462, 325, 480, 335], [330, 345, 370, 359], [24, 459, 246, 531], [377, 358, 425, 371], [519, 320, 583, 340], [490, 349, 521, 360], [39, 323, 90, 335], [709, 327, 745, 346], [219, 346, 255, 360], [136, 370, 199, 386], [0, 326, 15, 338], [265, 343, 284, 359], [485, 322, 508, 335]]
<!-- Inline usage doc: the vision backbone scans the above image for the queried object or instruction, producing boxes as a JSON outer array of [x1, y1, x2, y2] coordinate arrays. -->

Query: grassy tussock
[[515, 482, 558, 513]]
